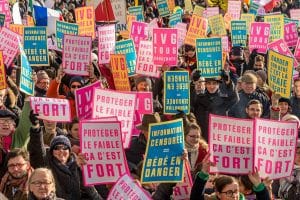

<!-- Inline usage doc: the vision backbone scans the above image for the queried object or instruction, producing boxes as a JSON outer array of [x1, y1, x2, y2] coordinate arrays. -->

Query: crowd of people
[[0, 0, 299, 199]]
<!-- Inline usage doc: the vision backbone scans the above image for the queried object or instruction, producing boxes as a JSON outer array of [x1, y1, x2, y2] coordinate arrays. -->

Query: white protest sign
[[98, 25, 115, 64]]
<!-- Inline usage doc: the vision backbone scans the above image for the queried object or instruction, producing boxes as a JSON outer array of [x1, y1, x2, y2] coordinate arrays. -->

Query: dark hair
[[246, 99, 263, 109], [239, 175, 254, 194], [7, 148, 29, 162], [214, 175, 238, 193], [67, 117, 79, 131]]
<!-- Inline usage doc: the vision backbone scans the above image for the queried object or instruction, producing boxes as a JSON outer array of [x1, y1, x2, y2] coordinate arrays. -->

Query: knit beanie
[[50, 135, 71, 152], [69, 76, 84, 87]]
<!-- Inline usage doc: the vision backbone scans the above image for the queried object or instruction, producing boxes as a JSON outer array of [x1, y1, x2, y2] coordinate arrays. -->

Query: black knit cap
[[50, 135, 71, 152], [69, 76, 84, 87], [279, 97, 291, 107]]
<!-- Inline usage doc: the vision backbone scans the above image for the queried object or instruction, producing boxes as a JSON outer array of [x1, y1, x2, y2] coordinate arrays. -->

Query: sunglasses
[[53, 145, 69, 151], [71, 85, 82, 89]]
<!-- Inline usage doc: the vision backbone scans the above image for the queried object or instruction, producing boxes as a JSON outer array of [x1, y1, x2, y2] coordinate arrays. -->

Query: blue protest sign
[[163, 71, 190, 114], [157, 0, 170, 17], [56, 21, 78, 49], [196, 37, 222, 78], [115, 39, 136, 76], [19, 42, 34, 96], [128, 6, 144, 22], [24, 27, 49, 66], [169, 12, 182, 27], [249, 2, 259, 15], [141, 119, 185, 183], [231, 20, 247, 47]]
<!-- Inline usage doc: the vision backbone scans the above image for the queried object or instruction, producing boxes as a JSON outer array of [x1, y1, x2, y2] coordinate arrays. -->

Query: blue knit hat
[[50, 135, 71, 152], [69, 76, 84, 87]]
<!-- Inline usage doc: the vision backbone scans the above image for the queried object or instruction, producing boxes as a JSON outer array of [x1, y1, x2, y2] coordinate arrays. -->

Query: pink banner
[[62, 34, 92, 76], [0, 0, 12, 28], [107, 173, 152, 200], [249, 22, 270, 53], [0, 27, 20, 66], [209, 114, 254, 174], [130, 21, 148, 53], [290, 9, 300, 20], [136, 92, 153, 114], [294, 38, 300, 61], [30, 97, 71, 122], [75, 81, 101, 120], [80, 121, 129, 185], [153, 28, 178, 66], [173, 162, 193, 200], [268, 39, 299, 67], [92, 89, 136, 148], [136, 40, 159, 78], [254, 119, 298, 179], [98, 25, 115, 64], [175, 22, 187, 48], [227, 0, 241, 20], [221, 36, 229, 52], [284, 23, 298, 47]]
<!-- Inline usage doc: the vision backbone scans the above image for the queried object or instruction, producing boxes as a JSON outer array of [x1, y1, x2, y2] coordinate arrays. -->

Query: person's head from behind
[[214, 175, 240, 200], [246, 99, 263, 119], [241, 73, 257, 94], [50, 135, 71, 165], [7, 149, 30, 179], [29, 168, 55, 200]]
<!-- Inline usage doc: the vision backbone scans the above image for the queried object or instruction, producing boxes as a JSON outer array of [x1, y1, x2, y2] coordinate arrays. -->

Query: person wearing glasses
[[190, 154, 270, 200], [28, 168, 63, 200], [0, 149, 33, 200], [47, 66, 84, 119], [34, 70, 50, 97], [184, 122, 208, 178], [28, 120, 103, 200]]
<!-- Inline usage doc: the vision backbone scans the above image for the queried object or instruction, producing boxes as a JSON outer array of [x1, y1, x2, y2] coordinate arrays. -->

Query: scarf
[[185, 142, 199, 170], [0, 167, 33, 197]]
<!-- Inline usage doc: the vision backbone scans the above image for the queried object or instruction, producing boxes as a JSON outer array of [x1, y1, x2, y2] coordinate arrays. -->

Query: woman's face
[[52, 145, 70, 165], [185, 128, 201, 147], [217, 182, 240, 200], [137, 81, 150, 91], [70, 123, 79, 139], [279, 102, 289, 115], [30, 171, 54, 200]]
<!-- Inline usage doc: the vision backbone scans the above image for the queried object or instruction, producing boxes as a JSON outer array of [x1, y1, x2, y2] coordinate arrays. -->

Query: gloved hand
[[29, 110, 40, 126]]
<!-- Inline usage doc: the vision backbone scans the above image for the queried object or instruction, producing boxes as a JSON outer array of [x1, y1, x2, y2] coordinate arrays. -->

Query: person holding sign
[[190, 154, 271, 200]]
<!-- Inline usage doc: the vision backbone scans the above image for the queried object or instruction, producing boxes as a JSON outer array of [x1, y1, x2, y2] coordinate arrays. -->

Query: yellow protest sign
[[110, 54, 131, 91], [9, 24, 24, 36], [193, 5, 205, 16], [184, 0, 193, 12], [184, 15, 207, 46], [241, 14, 255, 34], [208, 14, 227, 36], [264, 15, 284, 42], [267, 50, 293, 98], [75, 6, 95, 39], [0, 51, 7, 90], [168, 0, 175, 13]]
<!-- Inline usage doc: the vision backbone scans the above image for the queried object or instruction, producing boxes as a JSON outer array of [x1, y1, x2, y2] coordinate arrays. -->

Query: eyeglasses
[[220, 190, 239, 197], [71, 85, 82, 89], [7, 163, 27, 169], [0, 119, 15, 125], [53, 145, 69, 151], [187, 135, 200, 139], [30, 181, 52, 187]]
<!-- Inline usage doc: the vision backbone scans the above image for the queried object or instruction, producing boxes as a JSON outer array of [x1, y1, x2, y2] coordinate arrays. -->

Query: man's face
[[193, 80, 205, 92], [294, 81, 300, 97], [246, 103, 262, 119], [0, 117, 15, 136], [7, 155, 29, 179], [206, 81, 219, 93], [70, 82, 82, 95], [242, 82, 256, 94], [36, 78, 50, 91]]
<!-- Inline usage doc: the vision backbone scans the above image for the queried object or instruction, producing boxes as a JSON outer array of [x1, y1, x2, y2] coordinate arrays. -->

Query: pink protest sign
[[98, 25, 115, 64], [92, 89, 136, 148], [221, 36, 229, 52], [0, 27, 20, 66], [47, 38, 60, 52], [80, 121, 129, 185], [254, 119, 298, 179], [209, 114, 254, 174], [294, 38, 300, 61], [107, 173, 152, 200], [268, 39, 299, 68], [227, 1, 241, 20], [153, 28, 178, 66], [130, 21, 148, 53], [175, 23, 187, 49], [249, 22, 270, 54], [284, 23, 298, 47], [290, 9, 300, 20], [136, 92, 153, 114], [30, 97, 71, 122], [75, 81, 101, 120], [204, 7, 219, 18], [62, 34, 91, 76], [147, 18, 159, 40], [136, 40, 159, 78], [173, 162, 193, 200], [0, 0, 12, 28]]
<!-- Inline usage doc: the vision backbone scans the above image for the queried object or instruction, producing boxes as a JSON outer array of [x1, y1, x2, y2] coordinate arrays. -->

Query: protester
[[291, 78, 300, 119], [245, 99, 263, 119], [66, 118, 80, 154], [0, 149, 33, 200], [34, 70, 50, 97], [0, 109, 18, 151]]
